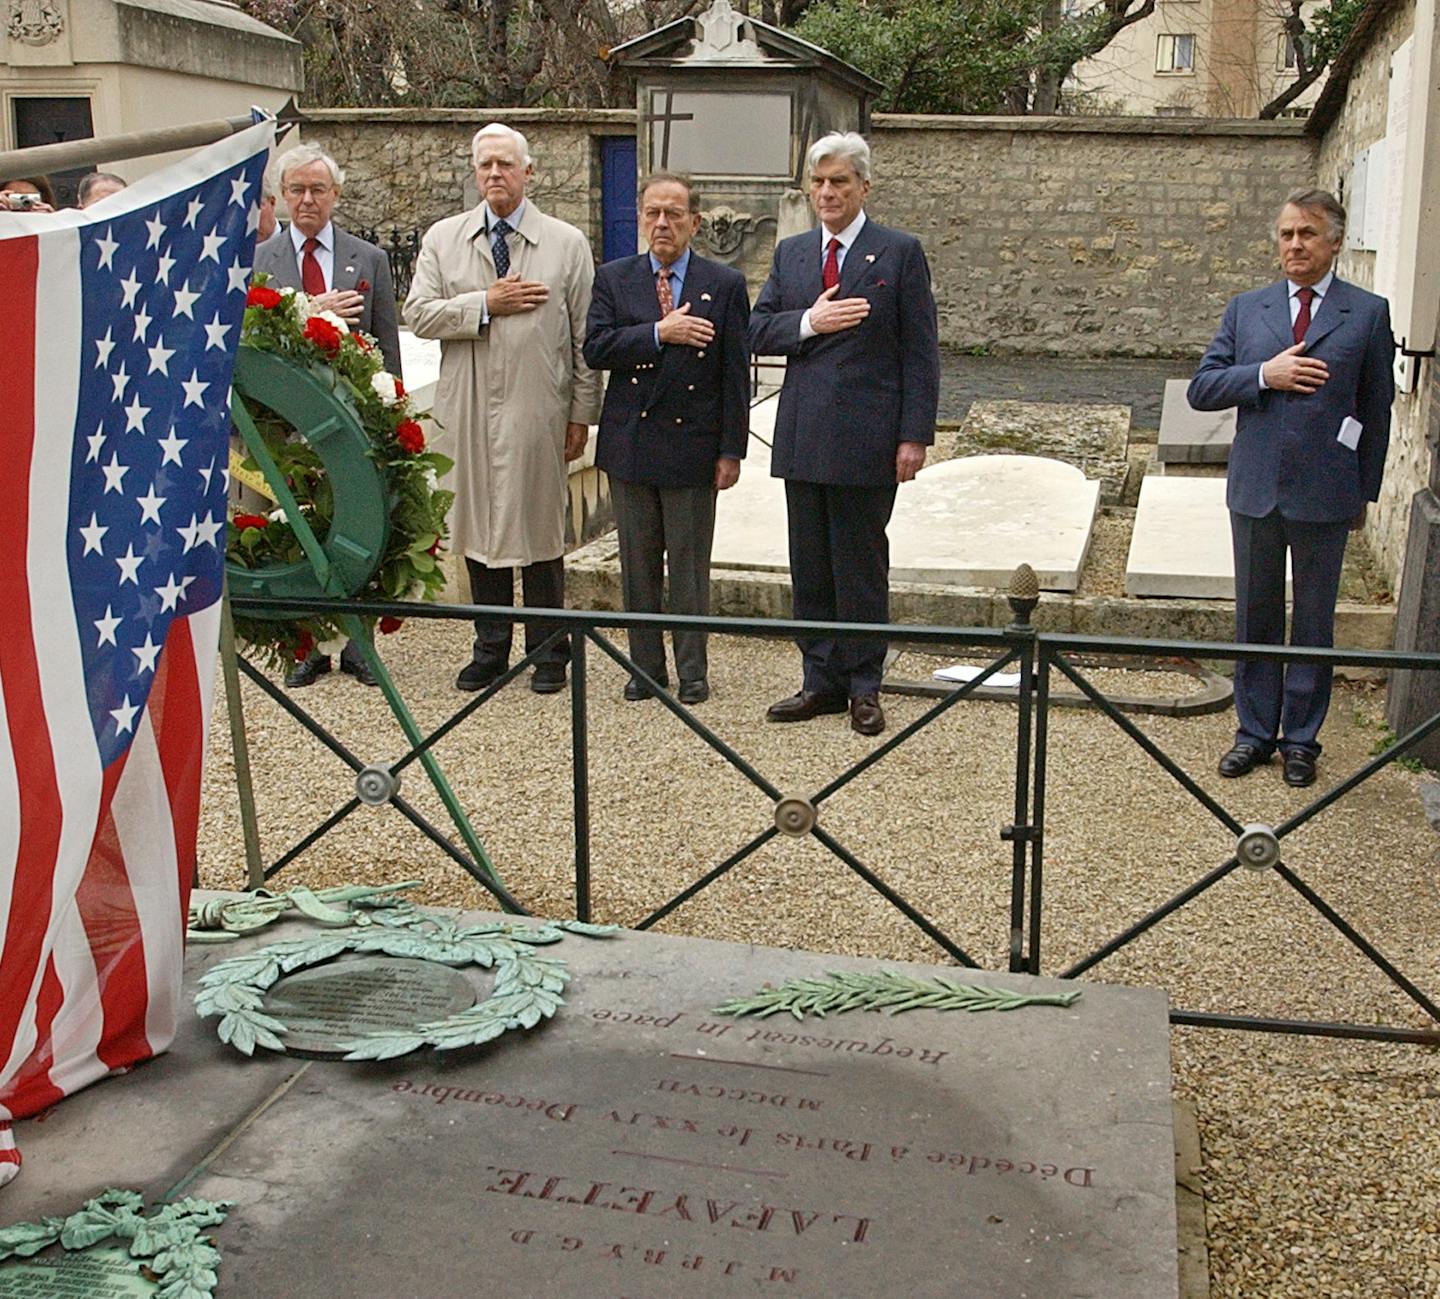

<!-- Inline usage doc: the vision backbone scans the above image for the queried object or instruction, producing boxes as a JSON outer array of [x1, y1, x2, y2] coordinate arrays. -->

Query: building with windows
[[0, 0, 299, 204], [1066, 0, 1327, 118]]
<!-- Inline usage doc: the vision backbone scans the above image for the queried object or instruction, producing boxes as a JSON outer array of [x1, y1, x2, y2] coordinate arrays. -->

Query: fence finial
[[1007, 563, 1040, 629]]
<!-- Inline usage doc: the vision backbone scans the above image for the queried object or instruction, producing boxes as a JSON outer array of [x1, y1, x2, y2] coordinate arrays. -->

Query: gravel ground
[[199, 620, 1440, 1298]]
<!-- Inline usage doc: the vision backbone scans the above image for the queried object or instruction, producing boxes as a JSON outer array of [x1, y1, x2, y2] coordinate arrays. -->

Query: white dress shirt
[[799, 210, 868, 342], [289, 221, 334, 292], [1258, 269, 1334, 390]]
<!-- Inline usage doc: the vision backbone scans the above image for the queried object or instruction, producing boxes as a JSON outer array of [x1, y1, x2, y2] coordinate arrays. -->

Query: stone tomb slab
[[953, 400, 1132, 504], [4, 907, 1177, 1299], [712, 399, 1099, 592], [1156, 379, 1236, 465], [1126, 474, 1290, 600]]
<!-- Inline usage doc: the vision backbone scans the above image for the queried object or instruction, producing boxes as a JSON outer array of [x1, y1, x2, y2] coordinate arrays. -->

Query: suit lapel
[[839, 219, 884, 296], [652, 253, 709, 403], [801, 228, 825, 306], [1259, 280, 1295, 353], [1301, 277, 1352, 352]]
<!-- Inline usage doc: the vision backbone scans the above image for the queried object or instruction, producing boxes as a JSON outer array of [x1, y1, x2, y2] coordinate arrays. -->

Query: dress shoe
[[678, 679, 709, 705], [624, 674, 667, 701], [849, 693, 885, 736], [1282, 749, 1318, 788], [339, 649, 379, 688], [765, 690, 848, 723], [531, 662, 568, 694], [455, 656, 505, 692], [285, 654, 332, 688], [1217, 743, 1272, 778]]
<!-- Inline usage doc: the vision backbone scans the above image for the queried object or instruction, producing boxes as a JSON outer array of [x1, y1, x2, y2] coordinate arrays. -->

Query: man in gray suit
[[254, 143, 404, 687], [253, 143, 402, 375], [1189, 188, 1394, 787]]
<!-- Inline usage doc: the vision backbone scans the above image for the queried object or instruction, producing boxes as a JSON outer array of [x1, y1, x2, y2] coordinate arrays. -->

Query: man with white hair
[[405, 122, 602, 695], [78, 172, 126, 207], [254, 141, 403, 688], [749, 131, 939, 736]]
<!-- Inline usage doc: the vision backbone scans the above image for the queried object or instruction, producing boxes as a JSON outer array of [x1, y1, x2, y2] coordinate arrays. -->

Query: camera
[[5, 192, 40, 210]]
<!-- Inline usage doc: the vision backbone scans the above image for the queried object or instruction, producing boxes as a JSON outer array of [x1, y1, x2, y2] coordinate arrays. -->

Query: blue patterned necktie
[[491, 218, 512, 278]]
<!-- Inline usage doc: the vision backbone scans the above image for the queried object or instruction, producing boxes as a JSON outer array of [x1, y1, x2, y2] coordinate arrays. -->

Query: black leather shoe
[[339, 649, 379, 687], [849, 693, 885, 736], [1218, 743, 1272, 778], [678, 679, 709, 705], [1282, 750, 1318, 787], [285, 654, 332, 688], [624, 675, 667, 701], [531, 662, 568, 694], [766, 690, 848, 723], [456, 656, 505, 692]]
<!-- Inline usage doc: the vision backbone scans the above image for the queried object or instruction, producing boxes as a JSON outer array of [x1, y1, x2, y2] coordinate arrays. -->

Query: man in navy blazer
[[1189, 188, 1394, 787], [584, 173, 750, 704], [748, 131, 939, 736]]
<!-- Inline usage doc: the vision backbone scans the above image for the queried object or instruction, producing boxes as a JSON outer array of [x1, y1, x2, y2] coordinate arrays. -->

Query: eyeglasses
[[283, 184, 333, 199]]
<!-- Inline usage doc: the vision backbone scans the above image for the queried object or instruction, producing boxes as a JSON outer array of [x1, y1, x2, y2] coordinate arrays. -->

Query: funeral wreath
[[227, 275, 453, 665]]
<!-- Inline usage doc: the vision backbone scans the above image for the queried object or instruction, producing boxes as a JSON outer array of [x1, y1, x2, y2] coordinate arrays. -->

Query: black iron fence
[[229, 593, 1440, 1048], [353, 227, 423, 303]]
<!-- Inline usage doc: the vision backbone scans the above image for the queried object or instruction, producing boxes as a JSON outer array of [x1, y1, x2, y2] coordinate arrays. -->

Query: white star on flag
[[79, 513, 108, 555], [229, 177, 250, 206], [132, 634, 162, 675], [183, 196, 204, 228], [173, 285, 199, 319], [115, 545, 143, 585], [111, 364, 130, 402], [203, 313, 231, 350], [95, 228, 119, 270], [193, 513, 223, 548], [109, 695, 139, 735], [136, 485, 166, 525], [119, 270, 142, 308], [227, 262, 251, 295], [94, 605, 122, 647], [176, 516, 200, 552], [155, 573, 186, 612], [123, 394, 151, 433], [101, 452, 129, 494], [95, 327, 116, 368], [199, 231, 226, 264], [85, 427, 106, 463], [156, 250, 176, 286], [132, 306, 153, 344], [145, 213, 166, 249], [181, 371, 208, 408], [147, 338, 175, 376], [157, 427, 187, 465]]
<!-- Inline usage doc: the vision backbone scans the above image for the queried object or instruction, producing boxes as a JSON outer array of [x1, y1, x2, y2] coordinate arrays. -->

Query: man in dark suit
[[584, 173, 750, 705], [748, 132, 939, 736], [1189, 188, 1394, 787], [254, 143, 404, 687]]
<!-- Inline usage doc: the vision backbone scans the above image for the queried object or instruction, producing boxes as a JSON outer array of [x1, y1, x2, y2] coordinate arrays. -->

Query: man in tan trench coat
[[405, 122, 603, 694]]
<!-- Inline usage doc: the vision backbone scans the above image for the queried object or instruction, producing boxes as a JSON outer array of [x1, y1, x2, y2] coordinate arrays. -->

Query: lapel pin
[[701, 292, 712, 301], [865, 253, 876, 263], [345, 266, 355, 274]]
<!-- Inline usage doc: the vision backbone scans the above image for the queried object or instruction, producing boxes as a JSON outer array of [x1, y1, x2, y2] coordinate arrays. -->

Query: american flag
[[0, 119, 274, 1184]]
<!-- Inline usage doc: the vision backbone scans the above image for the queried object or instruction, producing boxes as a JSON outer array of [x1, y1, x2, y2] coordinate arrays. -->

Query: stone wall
[[870, 115, 1314, 357], [304, 109, 1313, 360], [1315, 0, 1424, 594]]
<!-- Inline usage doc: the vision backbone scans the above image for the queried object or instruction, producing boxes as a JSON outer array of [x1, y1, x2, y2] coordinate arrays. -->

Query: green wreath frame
[[195, 908, 616, 1061]]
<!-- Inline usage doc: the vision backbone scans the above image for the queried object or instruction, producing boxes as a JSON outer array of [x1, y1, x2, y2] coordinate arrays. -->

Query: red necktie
[[656, 265, 673, 315], [822, 237, 840, 291], [1293, 286, 1314, 345], [301, 236, 326, 296]]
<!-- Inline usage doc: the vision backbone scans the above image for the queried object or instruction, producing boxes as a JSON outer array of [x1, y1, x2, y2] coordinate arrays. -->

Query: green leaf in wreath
[[0, 1218, 64, 1261], [557, 920, 620, 937]]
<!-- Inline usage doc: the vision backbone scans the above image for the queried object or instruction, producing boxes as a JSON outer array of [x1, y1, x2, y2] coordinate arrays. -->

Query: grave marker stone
[[1156, 379, 1236, 464]]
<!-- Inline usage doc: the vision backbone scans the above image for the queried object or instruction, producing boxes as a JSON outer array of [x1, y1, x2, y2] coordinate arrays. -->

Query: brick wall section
[[1314, 1, 1424, 593]]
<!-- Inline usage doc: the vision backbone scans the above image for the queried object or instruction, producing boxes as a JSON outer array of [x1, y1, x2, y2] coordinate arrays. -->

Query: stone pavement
[[937, 353, 1195, 427]]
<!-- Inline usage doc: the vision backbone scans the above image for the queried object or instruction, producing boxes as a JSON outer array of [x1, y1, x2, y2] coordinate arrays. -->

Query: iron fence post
[[571, 632, 591, 922], [1028, 642, 1051, 975]]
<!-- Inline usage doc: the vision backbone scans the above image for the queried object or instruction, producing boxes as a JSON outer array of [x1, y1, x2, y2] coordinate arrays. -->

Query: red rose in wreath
[[247, 285, 282, 309], [304, 315, 343, 355], [233, 513, 270, 531], [379, 616, 404, 634], [294, 631, 314, 662], [395, 420, 425, 454], [394, 378, 406, 398]]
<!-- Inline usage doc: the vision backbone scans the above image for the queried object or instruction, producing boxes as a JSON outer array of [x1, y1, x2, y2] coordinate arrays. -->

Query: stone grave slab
[[3, 903, 1178, 1299], [953, 400, 1131, 504], [1126, 475, 1290, 599], [1156, 379, 1236, 465], [713, 400, 1099, 592], [397, 329, 439, 414]]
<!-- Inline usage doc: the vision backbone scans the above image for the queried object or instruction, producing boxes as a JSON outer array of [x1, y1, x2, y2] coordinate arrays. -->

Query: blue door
[[601, 136, 638, 263]]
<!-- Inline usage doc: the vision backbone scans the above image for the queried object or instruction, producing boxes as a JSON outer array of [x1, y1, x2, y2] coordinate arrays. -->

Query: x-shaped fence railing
[[228, 594, 1440, 1047]]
